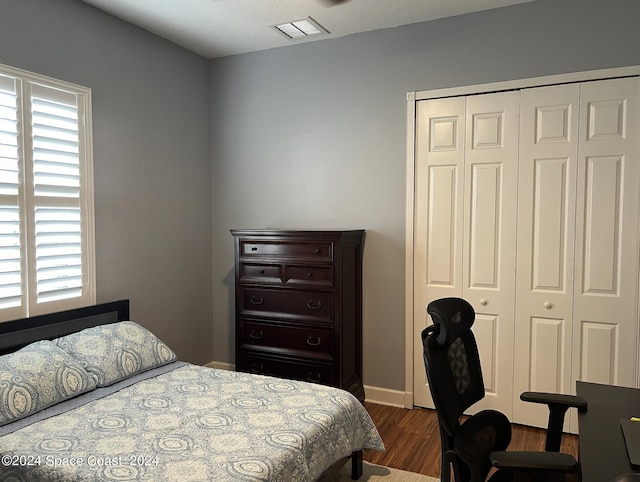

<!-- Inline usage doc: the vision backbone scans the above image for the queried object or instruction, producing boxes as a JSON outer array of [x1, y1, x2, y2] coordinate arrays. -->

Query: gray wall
[[0, 0, 213, 365], [2, 0, 639, 394], [210, 0, 640, 392]]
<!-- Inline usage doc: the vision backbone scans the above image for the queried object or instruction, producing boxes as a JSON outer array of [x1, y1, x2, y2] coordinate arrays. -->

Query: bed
[[0, 300, 384, 481]]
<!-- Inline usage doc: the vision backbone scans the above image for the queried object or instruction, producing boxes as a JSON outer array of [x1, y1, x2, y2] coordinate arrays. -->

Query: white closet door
[[413, 92, 519, 414], [462, 92, 519, 417], [412, 75, 640, 425], [514, 78, 640, 429], [413, 97, 466, 408], [572, 77, 640, 390], [513, 84, 580, 428]]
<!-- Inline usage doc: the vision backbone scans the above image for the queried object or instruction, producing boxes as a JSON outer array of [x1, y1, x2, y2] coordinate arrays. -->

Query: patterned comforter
[[0, 363, 384, 481]]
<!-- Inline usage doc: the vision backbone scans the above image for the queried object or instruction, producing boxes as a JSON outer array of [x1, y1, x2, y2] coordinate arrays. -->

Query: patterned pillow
[[0, 341, 97, 426], [54, 321, 177, 387]]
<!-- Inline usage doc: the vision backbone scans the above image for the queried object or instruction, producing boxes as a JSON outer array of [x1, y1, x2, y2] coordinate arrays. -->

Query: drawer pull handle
[[250, 363, 264, 374], [259, 269, 265, 274], [251, 247, 258, 251], [306, 336, 321, 346], [307, 372, 322, 383], [250, 330, 264, 340], [307, 300, 322, 310], [250, 296, 264, 305], [306, 272, 313, 278], [315, 248, 321, 254]]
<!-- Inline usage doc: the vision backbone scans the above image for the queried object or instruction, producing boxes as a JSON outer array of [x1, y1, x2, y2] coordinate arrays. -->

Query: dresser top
[[230, 229, 365, 237]]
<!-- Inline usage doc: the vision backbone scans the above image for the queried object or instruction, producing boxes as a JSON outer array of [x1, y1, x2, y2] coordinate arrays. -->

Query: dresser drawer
[[240, 287, 332, 322], [237, 352, 334, 386], [284, 265, 333, 287], [238, 263, 282, 284], [240, 240, 333, 261], [240, 321, 333, 358]]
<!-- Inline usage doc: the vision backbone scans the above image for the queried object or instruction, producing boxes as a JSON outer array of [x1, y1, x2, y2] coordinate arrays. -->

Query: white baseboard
[[206, 361, 235, 371], [364, 385, 410, 408], [205, 361, 414, 409]]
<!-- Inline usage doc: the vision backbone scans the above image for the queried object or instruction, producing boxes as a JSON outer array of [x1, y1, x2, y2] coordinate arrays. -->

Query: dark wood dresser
[[231, 229, 365, 401]]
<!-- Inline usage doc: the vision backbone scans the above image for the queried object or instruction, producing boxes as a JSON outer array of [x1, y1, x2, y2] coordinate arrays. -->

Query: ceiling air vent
[[272, 17, 329, 40]]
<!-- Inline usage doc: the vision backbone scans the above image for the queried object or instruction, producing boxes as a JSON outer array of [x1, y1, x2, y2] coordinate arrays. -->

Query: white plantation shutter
[[0, 66, 94, 322], [0, 75, 23, 314], [30, 85, 83, 304]]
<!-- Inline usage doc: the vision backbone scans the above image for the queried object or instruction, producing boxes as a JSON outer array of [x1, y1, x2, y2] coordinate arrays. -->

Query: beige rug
[[321, 461, 439, 482]]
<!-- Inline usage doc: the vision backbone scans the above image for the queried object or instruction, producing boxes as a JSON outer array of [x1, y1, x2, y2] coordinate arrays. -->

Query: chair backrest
[[422, 297, 486, 436]]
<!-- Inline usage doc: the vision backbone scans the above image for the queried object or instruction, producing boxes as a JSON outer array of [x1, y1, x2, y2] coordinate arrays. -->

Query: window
[[0, 64, 95, 322]]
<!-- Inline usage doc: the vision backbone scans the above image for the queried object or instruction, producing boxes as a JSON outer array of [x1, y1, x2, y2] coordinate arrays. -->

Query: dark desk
[[577, 381, 640, 482]]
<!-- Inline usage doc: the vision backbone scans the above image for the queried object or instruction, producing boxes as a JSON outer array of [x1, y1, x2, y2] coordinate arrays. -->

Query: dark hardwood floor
[[362, 402, 579, 479]]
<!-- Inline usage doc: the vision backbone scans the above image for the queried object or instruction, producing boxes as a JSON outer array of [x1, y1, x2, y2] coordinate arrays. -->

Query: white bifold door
[[413, 76, 640, 430], [413, 91, 519, 417]]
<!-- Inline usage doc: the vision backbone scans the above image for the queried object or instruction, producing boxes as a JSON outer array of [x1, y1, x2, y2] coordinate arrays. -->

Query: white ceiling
[[79, 0, 537, 59]]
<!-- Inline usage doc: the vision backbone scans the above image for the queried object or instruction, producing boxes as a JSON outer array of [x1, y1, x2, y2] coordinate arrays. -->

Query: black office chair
[[421, 297, 587, 482]]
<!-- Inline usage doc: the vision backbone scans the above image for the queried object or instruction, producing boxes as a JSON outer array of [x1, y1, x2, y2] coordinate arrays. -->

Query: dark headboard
[[0, 300, 130, 355]]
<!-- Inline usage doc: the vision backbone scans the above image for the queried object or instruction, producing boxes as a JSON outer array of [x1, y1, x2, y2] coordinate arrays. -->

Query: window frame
[[0, 63, 95, 322]]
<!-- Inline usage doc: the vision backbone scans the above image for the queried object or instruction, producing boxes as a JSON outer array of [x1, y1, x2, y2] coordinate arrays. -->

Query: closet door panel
[[413, 97, 465, 409], [463, 92, 519, 416], [474, 313, 498, 391], [580, 321, 617, 383], [514, 84, 580, 427], [582, 155, 621, 294], [426, 165, 459, 286], [532, 159, 570, 290], [573, 78, 640, 389], [530, 317, 568, 393], [468, 163, 501, 287]]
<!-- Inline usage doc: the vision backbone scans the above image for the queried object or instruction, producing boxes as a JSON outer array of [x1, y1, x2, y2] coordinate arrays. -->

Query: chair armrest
[[520, 392, 587, 452], [520, 392, 587, 410], [490, 451, 578, 473]]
